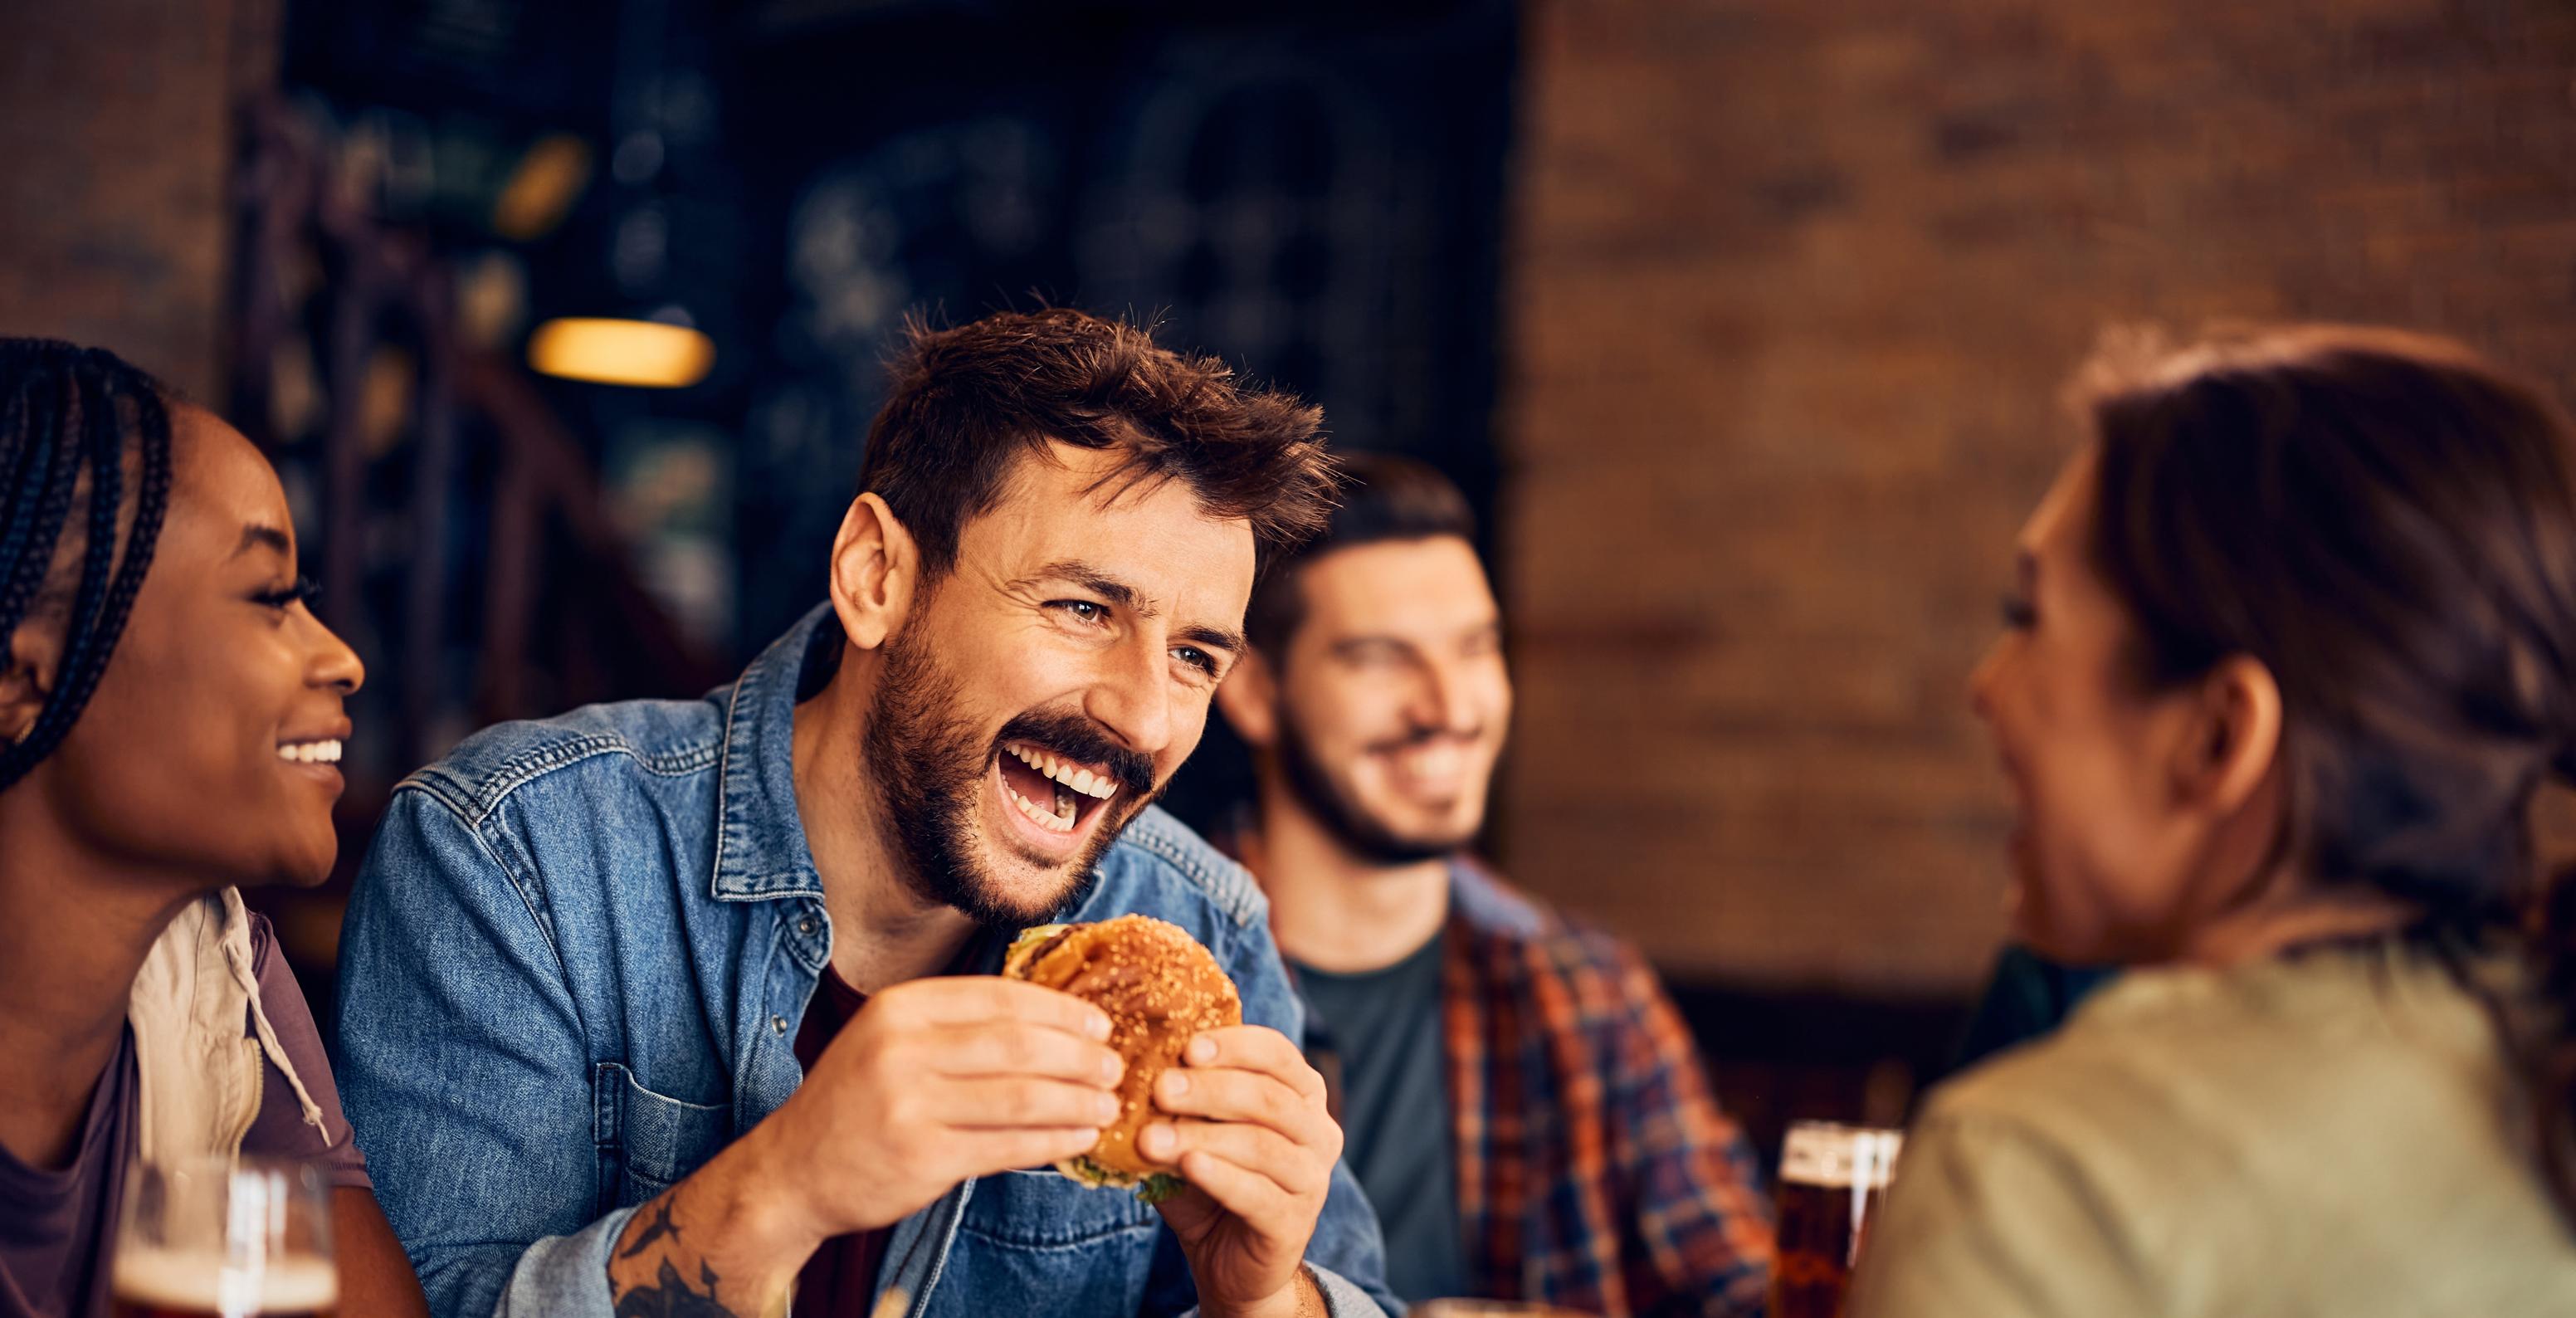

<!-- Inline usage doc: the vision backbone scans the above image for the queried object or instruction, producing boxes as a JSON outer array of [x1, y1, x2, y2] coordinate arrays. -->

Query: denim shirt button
[[797, 917, 816, 936], [772, 1014, 788, 1035]]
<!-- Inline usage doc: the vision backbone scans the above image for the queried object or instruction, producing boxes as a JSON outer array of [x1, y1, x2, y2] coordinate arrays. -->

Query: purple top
[[0, 914, 368, 1318]]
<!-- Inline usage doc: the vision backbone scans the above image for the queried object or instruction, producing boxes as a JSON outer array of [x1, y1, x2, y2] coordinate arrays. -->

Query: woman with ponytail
[[1847, 325, 2576, 1316], [0, 341, 425, 1317]]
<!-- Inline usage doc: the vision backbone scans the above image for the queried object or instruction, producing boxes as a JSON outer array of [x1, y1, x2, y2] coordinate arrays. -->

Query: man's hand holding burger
[[1004, 915, 1347, 1318], [607, 977, 1125, 1312], [1144, 1025, 1344, 1317]]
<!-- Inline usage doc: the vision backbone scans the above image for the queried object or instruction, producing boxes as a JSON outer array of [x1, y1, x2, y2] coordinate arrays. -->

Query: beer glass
[[1768, 1120, 1902, 1318], [110, 1155, 337, 1318]]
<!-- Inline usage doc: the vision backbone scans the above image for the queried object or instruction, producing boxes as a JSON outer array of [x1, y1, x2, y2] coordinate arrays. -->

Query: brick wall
[[1500, 0, 2576, 993], [0, 0, 277, 398]]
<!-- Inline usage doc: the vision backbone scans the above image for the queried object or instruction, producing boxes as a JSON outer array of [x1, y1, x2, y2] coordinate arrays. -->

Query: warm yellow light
[[492, 134, 593, 241], [526, 318, 714, 388]]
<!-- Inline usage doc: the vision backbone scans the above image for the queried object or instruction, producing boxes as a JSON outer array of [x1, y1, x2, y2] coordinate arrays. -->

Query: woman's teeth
[[278, 739, 343, 765]]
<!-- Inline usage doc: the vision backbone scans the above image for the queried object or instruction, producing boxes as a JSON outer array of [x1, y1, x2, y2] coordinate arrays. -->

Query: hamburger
[[1003, 915, 1242, 1201]]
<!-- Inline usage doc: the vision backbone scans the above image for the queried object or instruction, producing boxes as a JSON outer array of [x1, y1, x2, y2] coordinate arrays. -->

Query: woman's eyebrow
[[232, 524, 292, 560]]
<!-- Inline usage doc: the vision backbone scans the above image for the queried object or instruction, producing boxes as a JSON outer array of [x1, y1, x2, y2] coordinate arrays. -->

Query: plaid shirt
[[1272, 846, 1774, 1316], [1437, 858, 1775, 1316]]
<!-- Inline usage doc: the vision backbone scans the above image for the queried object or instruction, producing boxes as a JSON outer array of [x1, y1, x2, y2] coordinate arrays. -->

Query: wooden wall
[[1500, 0, 2576, 993]]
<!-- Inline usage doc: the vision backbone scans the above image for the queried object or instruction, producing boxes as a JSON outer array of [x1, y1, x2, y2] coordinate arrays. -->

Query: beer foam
[[1778, 1123, 1904, 1189], [111, 1249, 338, 1310]]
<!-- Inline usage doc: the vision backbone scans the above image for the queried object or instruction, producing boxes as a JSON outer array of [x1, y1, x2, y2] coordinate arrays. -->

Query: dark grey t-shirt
[[1292, 931, 1466, 1305], [0, 915, 369, 1318]]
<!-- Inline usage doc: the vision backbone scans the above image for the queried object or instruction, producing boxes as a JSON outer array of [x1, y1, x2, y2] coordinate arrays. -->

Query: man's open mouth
[[998, 740, 1120, 836]]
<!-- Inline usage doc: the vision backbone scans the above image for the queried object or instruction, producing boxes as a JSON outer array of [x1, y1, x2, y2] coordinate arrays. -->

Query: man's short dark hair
[[1243, 452, 1477, 657], [857, 308, 1336, 577]]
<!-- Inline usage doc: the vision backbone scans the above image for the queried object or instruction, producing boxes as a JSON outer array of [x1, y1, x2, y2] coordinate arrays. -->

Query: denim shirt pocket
[[932, 1167, 1163, 1313], [597, 1062, 731, 1209]]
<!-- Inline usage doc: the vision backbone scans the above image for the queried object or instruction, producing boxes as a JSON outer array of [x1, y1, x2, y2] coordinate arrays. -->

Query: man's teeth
[[277, 739, 343, 765], [1007, 783, 1077, 833], [1004, 744, 1117, 799]]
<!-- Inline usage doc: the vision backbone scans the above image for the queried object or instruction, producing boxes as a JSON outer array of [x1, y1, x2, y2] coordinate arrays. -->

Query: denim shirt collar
[[709, 603, 836, 902]]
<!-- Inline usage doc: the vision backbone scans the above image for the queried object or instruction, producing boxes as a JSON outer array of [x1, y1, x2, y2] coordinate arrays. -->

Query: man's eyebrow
[[1024, 559, 1245, 654], [1178, 623, 1247, 657], [232, 525, 291, 559], [1329, 633, 1412, 654], [1027, 559, 1153, 616]]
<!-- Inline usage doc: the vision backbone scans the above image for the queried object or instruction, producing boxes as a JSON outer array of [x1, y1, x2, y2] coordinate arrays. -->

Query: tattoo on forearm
[[620, 1199, 681, 1259], [611, 1257, 734, 1318], [612, 1195, 744, 1318]]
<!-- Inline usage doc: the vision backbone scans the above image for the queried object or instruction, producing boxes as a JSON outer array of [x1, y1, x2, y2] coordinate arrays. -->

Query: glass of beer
[[110, 1155, 337, 1318], [1768, 1120, 1902, 1318]]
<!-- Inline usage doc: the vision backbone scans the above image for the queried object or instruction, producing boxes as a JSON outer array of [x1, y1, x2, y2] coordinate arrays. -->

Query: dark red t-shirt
[[791, 966, 890, 1318]]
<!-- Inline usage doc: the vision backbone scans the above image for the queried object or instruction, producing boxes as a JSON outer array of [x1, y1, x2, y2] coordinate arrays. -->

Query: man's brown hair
[[856, 308, 1336, 577], [1243, 452, 1477, 658]]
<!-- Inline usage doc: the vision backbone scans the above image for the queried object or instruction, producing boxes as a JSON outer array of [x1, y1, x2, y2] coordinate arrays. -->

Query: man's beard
[[1273, 705, 1478, 866], [861, 632, 1160, 927]]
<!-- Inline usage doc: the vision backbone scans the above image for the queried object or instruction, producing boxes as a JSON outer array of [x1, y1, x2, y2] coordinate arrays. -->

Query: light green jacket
[[1847, 941, 2576, 1316]]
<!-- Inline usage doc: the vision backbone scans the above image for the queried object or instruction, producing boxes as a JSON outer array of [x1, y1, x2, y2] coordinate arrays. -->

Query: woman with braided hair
[[1847, 325, 2576, 1314], [0, 340, 425, 1317]]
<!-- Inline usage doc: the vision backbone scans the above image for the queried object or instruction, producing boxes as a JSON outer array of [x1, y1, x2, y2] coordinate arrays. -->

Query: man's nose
[[1084, 635, 1175, 758], [1406, 657, 1476, 738]]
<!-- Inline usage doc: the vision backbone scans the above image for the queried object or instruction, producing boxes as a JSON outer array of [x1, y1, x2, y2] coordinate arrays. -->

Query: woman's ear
[[2174, 653, 2285, 818], [827, 493, 918, 652], [1214, 648, 1281, 750], [0, 621, 63, 745]]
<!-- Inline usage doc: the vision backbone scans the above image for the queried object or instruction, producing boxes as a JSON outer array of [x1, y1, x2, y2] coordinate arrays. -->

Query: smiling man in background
[[334, 309, 1393, 1318], [1215, 454, 1774, 1316]]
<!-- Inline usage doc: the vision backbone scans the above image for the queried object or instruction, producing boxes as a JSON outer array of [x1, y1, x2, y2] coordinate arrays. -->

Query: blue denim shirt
[[334, 607, 1396, 1318]]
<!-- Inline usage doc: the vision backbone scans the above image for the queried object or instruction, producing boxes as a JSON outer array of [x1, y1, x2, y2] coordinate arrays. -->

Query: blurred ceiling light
[[527, 317, 714, 388], [493, 134, 593, 241]]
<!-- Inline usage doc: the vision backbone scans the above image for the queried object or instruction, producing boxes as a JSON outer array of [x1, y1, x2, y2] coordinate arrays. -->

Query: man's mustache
[[1364, 726, 1487, 758], [994, 710, 1156, 799]]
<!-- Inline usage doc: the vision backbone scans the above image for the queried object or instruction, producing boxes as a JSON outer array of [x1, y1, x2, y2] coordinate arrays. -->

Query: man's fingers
[[886, 976, 1113, 1040], [1168, 1147, 1302, 1228], [932, 1020, 1125, 1086], [1180, 1026, 1324, 1101], [932, 1076, 1122, 1130], [1153, 1067, 1321, 1144], [957, 1126, 1105, 1179], [1139, 1120, 1320, 1197]]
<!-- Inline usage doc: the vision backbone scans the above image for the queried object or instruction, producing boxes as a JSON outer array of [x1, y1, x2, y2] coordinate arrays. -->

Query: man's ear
[[0, 619, 62, 746], [2172, 653, 2284, 819], [1215, 648, 1281, 750], [827, 493, 920, 652]]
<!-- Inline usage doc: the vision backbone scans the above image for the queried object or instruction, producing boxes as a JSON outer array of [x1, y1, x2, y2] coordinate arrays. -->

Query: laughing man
[[1214, 455, 1773, 1316], [334, 310, 1393, 1318]]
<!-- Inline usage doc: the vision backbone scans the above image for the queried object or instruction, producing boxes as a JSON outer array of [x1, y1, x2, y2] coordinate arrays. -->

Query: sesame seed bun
[[1003, 915, 1242, 1197]]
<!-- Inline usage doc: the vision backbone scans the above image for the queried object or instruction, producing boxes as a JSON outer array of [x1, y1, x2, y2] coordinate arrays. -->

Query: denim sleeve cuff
[[1171, 1266, 1390, 1318], [494, 1204, 639, 1316], [1310, 1264, 1390, 1317]]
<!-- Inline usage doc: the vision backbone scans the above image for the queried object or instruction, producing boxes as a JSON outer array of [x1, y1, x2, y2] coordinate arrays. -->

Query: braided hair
[[0, 339, 175, 793]]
